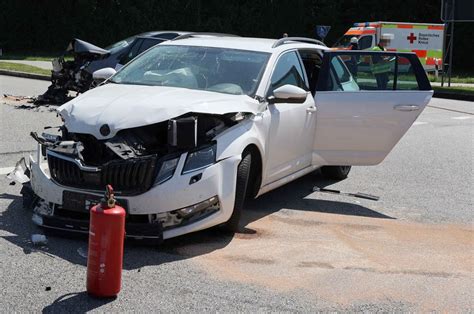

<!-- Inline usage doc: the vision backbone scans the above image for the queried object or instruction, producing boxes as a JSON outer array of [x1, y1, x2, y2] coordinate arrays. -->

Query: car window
[[121, 38, 164, 65], [268, 51, 307, 95], [120, 39, 143, 65], [298, 49, 323, 96], [268, 51, 308, 95], [357, 53, 395, 90], [396, 56, 420, 90], [318, 52, 429, 91], [137, 38, 162, 54], [332, 57, 351, 83], [330, 56, 360, 91], [358, 36, 373, 50], [111, 45, 270, 96], [323, 52, 426, 91], [154, 33, 179, 40], [105, 35, 136, 54]]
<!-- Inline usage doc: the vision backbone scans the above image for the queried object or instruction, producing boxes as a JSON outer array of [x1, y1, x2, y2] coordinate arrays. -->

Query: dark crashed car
[[36, 31, 187, 104]]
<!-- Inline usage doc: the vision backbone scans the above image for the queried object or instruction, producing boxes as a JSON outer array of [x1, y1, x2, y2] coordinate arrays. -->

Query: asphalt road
[[1, 60, 53, 70], [0, 75, 473, 312], [1, 74, 50, 96]]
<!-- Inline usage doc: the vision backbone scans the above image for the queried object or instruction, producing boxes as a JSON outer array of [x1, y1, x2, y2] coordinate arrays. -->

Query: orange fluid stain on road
[[176, 209, 473, 310]]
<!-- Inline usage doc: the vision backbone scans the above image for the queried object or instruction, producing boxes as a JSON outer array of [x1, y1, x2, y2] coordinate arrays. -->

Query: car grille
[[48, 153, 158, 195]]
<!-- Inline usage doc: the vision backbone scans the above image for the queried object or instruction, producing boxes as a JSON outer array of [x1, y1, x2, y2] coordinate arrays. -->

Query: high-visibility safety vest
[[371, 46, 392, 74]]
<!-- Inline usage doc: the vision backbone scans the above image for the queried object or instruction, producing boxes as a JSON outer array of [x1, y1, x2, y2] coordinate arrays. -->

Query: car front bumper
[[29, 146, 241, 240]]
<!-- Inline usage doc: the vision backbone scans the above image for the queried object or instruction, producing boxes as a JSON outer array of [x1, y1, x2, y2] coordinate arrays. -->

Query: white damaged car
[[23, 35, 432, 241]]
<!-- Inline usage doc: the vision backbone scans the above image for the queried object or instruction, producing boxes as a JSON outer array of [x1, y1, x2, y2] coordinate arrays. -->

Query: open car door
[[312, 51, 432, 166]]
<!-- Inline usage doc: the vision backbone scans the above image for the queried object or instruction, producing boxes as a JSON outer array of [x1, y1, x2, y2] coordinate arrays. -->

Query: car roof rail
[[272, 37, 327, 48], [172, 32, 239, 41], [135, 36, 169, 41]]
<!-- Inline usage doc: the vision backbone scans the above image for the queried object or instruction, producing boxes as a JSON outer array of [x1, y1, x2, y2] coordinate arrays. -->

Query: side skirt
[[255, 164, 320, 198]]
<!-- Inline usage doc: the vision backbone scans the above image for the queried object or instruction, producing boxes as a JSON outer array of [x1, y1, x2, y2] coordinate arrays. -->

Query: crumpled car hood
[[67, 38, 109, 56], [58, 84, 262, 139]]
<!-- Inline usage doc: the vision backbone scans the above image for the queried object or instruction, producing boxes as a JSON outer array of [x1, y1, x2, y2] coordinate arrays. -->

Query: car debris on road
[[31, 234, 48, 246], [3, 94, 35, 102], [313, 186, 380, 201], [6, 157, 30, 184]]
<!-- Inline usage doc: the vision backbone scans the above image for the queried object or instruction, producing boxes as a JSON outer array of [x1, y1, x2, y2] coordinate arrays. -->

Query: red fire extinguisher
[[87, 185, 126, 297]]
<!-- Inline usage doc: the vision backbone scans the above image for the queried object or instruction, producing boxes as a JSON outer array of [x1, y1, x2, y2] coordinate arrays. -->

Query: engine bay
[[42, 113, 238, 166], [30, 112, 243, 195]]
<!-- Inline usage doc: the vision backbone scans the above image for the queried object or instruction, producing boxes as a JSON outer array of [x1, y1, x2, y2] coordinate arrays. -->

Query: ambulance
[[334, 21, 445, 71]]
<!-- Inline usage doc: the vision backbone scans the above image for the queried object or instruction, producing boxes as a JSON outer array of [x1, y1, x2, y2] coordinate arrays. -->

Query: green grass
[[0, 54, 56, 61], [0, 53, 73, 61], [428, 74, 474, 84], [0, 61, 50, 76], [433, 86, 474, 95]]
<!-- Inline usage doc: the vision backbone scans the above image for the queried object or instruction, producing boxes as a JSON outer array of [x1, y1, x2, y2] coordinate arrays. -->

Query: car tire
[[321, 166, 351, 180], [221, 150, 252, 232]]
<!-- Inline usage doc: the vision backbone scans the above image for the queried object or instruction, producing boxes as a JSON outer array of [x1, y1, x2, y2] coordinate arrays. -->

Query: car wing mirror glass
[[92, 67, 117, 83], [268, 84, 308, 104]]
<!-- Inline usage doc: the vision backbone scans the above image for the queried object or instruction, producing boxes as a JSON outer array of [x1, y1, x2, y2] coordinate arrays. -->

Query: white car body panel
[[214, 117, 266, 162], [30, 153, 242, 240], [262, 97, 316, 185], [313, 90, 432, 165], [58, 84, 263, 140]]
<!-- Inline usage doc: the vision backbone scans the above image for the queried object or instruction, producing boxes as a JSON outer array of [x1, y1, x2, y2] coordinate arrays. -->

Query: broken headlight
[[182, 144, 216, 174], [155, 157, 179, 184]]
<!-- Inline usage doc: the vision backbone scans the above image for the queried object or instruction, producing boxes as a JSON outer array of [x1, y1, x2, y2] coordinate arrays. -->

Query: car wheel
[[221, 150, 252, 232], [321, 166, 351, 180]]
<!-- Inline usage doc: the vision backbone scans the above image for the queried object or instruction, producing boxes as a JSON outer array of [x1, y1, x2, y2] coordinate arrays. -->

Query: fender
[[214, 115, 267, 169]]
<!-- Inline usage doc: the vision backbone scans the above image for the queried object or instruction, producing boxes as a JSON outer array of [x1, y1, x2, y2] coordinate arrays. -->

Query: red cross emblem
[[407, 33, 417, 44]]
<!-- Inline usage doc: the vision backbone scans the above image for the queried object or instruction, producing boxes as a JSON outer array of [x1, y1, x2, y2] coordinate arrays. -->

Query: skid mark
[[343, 266, 462, 278], [224, 255, 275, 265], [298, 261, 335, 269]]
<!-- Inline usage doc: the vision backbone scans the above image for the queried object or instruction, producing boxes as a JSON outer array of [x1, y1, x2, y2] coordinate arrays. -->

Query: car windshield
[[110, 45, 270, 96], [105, 36, 137, 54]]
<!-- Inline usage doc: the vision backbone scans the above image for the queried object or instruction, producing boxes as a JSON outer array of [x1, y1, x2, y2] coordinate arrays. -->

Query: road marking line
[[413, 121, 428, 125], [0, 149, 36, 156], [427, 105, 474, 115], [0, 167, 14, 175], [451, 116, 471, 120]]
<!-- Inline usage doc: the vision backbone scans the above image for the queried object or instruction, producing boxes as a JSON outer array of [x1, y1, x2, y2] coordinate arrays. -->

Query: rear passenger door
[[312, 51, 432, 166]]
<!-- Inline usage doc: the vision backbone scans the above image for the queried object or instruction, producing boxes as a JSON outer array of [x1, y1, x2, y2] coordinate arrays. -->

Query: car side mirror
[[268, 84, 308, 104], [92, 67, 116, 83]]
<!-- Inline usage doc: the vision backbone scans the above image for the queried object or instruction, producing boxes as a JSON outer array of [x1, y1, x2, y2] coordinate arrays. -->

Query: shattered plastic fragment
[[3, 94, 35, 102], [33, 200, 53, 216], [32, 214, 43, 225], [7, 157, 30, 184], [31, 234, 48, 246], [77, 247, 88, 258]]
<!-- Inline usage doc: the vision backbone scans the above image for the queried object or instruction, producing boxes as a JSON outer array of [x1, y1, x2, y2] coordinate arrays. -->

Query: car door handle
[[306, 106, 317, 113], [394, 104, 420, 112]]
